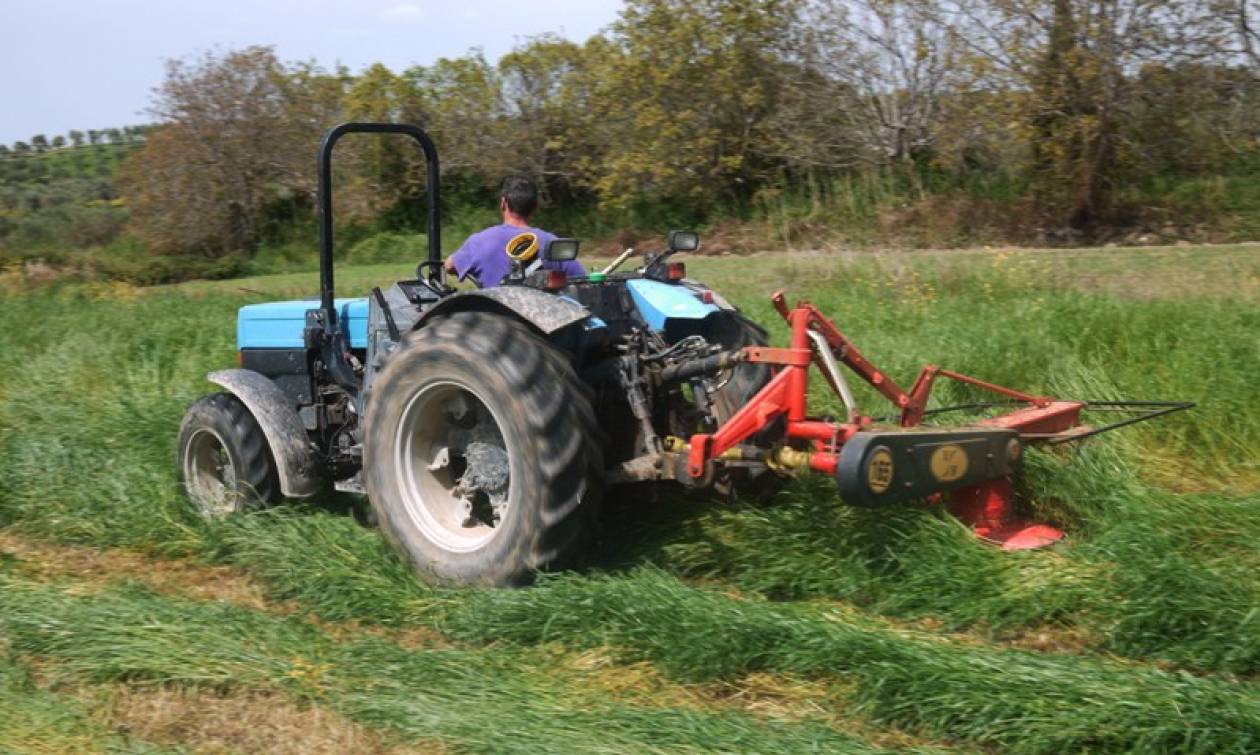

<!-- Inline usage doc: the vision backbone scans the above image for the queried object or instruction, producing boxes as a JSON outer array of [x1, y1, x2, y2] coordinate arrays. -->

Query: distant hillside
[[0, 126, 150, 184], [0, 125, 151, 273]]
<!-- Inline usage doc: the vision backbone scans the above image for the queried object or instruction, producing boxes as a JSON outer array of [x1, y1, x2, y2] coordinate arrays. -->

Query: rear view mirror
[[545, 238, 581, 262], [666, 230, 700, 253]]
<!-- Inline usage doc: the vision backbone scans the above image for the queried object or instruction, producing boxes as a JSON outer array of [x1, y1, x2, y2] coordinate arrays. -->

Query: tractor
[[178, 123, 1191, 586]]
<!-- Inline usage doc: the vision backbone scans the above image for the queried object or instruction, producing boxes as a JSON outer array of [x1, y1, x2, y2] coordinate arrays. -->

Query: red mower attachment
[[686, 292, 1192, 550]]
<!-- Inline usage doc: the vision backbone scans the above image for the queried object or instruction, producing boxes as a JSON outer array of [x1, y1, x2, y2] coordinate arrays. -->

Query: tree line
[[0, 126, 148, 184], [0, 126, 149, 157], [11, 0, 1260, 268]]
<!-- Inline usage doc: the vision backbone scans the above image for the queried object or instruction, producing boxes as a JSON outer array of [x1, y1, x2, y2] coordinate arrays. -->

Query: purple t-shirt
[[449, 224, 587, 288]]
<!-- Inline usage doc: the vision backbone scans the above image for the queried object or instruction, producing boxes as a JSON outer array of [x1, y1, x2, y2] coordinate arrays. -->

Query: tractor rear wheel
[[709, 314, 787, 500], [363, 311, 602, 586], [710, 313, 774, 425], [177, 393, 280, 518]]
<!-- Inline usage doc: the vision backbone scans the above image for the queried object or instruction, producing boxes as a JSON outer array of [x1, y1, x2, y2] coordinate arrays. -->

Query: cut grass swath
[[0, 575, 898, 754]]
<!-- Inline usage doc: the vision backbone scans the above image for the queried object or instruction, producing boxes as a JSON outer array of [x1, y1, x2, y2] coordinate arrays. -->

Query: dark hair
[[500, 175, 539, 218]]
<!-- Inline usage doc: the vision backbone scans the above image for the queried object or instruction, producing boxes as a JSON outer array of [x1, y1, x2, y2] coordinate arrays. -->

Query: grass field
[[1, 243, 1258, 753]]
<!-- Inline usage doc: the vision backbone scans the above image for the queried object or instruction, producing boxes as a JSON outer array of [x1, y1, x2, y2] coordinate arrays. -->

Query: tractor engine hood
[[625, 278, 720, 330]]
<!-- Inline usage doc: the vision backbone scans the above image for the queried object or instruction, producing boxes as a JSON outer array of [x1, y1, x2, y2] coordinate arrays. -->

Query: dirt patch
[[0, 531, 272, 611], [585, 222, 780, 259], [100, 686, 441, 755], [307, 614, 448, 650], [561, 647, 956, 751], [564, 649, 709, 709], [0, 530, 451, 651], [1004, 624, 1099, 655]]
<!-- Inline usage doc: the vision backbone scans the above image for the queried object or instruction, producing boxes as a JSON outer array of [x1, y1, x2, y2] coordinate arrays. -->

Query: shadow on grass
[[585, 477, 929, 595]]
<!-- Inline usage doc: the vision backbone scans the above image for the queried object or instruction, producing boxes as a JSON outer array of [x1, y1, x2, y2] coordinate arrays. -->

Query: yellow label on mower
[[930, 444, 969, 482], [867, 448, 894, 493]]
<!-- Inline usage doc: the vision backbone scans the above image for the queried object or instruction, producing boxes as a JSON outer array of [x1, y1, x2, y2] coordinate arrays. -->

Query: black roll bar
[[317, 122, 441, 327]]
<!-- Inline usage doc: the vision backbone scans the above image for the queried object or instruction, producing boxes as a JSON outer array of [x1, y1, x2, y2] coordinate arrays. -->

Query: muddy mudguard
[[413, 287, 590, 335], [206, 369, 321, 498]]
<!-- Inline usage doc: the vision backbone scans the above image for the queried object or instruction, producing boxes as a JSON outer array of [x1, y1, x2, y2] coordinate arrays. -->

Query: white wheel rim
[[183, 428, 240, 519], [394, 379, 512, 553]]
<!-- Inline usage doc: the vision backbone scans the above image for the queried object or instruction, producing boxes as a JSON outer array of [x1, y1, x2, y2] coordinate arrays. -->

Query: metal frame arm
[[772, 292, 917, 414], [318, 123, 441, 328]]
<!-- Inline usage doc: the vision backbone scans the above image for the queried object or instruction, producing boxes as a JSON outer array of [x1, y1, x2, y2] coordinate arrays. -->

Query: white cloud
[[380, 2, 425, 21]]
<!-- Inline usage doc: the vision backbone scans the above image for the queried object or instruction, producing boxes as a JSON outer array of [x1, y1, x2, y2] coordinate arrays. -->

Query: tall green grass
[[0, 572, 895, 754], [1, 247, 1258, 751], [443, 567, 1260, 753]]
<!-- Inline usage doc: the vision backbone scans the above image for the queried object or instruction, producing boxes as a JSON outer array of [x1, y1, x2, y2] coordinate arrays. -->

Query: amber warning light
[[544, 270, 568, 291]]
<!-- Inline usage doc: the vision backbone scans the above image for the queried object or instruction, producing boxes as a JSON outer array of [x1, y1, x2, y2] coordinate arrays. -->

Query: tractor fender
[[207, 369, 321, 498], [414, 287, 589, 335]]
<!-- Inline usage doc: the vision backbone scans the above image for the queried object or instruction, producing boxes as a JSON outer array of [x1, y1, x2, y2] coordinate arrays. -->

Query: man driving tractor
[[444, 175, 587, 288]]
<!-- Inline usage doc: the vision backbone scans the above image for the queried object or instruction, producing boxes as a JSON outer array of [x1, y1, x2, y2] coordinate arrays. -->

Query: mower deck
[[681, 291, 1193, 550]]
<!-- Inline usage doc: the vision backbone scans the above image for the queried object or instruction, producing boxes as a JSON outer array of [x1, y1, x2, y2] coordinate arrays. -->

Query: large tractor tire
[[710, 313, 774, 424], [363, 311, 603, 586], [709, 313, 786, 500], [178, 393, 281, 518]]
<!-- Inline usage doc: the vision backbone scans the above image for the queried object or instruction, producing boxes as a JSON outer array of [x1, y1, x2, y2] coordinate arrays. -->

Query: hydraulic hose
[[655, 350, 741, 386]]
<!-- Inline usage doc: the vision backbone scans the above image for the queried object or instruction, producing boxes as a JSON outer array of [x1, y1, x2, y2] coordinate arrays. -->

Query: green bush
[[344, 231, 428, 265], [86, 236, 249, 285]]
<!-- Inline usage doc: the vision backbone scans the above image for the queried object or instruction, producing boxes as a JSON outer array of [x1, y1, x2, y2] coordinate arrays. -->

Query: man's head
[[499, 175, 539, 222]]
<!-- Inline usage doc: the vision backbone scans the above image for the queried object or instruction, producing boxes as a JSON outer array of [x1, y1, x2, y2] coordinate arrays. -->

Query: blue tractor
[[178, 123, 775, 585], [180, 123, 1191, 585]]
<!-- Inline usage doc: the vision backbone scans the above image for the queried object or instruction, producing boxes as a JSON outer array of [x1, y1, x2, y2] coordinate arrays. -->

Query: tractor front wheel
[[177, 393, 280, 518], [363, 311, 602, 586]]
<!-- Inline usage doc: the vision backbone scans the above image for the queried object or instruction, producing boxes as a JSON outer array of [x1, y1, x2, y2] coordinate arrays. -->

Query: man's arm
[[445, 243, 474, 282]]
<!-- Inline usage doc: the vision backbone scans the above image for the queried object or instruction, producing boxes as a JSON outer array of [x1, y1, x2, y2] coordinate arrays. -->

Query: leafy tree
[[120, 47, 327, 256], [68, 130, 85, 148], [30, 135, 48, 154], [783, 1, 955, 167], [402, 52, 504, 178], [51, 135, 66, 149], [341, 62, 414, 217], [939, 0, 1233, 227], [92, 2, 1259, 262], [496, 35, 593, 199], [584, 0, 802, 210], [25, 160, 47, 183]]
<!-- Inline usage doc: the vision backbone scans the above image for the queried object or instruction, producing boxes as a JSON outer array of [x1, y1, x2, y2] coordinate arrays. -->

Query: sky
[[0, 0, 624, 145]]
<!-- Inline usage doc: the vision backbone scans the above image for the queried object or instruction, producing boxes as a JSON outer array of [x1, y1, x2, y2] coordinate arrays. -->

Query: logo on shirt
[[506, 232, 540, 262]]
